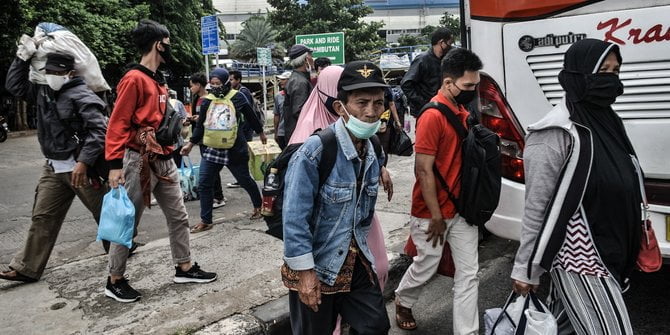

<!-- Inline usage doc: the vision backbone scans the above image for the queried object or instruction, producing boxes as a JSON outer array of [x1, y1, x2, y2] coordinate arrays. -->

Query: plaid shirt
[[202, 146, 230, 166]]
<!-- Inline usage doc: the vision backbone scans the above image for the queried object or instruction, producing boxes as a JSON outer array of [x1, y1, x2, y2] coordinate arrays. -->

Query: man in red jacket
[[104, 19, 217, 303]]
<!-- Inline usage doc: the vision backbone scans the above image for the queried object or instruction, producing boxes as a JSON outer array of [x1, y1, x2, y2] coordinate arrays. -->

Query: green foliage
[[230, 15, 285, 62], [397, 34, 426, 47], [138, 0, 216, 81], [439, 12, 461, 41], [1, 0, 214, 90], [267, 0, 385, 62]]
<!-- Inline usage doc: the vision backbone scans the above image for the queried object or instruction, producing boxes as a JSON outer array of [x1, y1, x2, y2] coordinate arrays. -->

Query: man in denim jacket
[[281, 61, 391, 335]]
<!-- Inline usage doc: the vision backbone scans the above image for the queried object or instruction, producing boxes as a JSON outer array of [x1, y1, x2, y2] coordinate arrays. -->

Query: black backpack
[[263, 128, 382, 240], [155, 100, 183, 147], [418, 102, 502, 226]]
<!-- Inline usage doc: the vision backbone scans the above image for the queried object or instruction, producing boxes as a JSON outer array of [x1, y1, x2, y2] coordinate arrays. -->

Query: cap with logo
[[288, 44, 313, 60], [337, 61, 388, 92], [40, 53, 75, 72], [277, 71, 292, 80]]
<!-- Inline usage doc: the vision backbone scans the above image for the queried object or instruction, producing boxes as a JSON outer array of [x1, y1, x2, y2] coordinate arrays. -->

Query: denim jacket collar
[[334, 118, 375, 165]]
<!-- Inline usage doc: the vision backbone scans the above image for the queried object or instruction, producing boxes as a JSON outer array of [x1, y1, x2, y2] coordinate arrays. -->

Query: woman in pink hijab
[[289, 66, 392, 334]]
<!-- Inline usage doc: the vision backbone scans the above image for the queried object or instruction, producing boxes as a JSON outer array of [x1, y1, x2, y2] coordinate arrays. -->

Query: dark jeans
[[289, 257, 390, 335], [198, 157, 262, 224], [199, 145, 223, 201]]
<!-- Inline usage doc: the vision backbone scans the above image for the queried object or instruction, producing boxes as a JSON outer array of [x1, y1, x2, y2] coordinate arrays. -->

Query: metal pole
[[216, 52, 219, 68], [262, 65, 267, 119], [205, 54, 210, 78]]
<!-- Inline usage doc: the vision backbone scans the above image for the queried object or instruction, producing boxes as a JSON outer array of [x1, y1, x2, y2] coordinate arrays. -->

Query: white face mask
[[45, 74, 70, 91]]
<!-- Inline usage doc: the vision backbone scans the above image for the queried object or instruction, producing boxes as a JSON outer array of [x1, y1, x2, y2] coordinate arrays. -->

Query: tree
[[397, 34, 425, 47], [439, 12, 461, 41], [1, 0, 215, 89], [136, 0, 216, 81], [267, 0, 385, 62], [230, 14, 285, 62]]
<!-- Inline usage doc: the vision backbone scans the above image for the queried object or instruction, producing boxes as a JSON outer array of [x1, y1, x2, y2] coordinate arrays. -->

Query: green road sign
[[295, 32, 345, 65], [256, 47, 272, 66]]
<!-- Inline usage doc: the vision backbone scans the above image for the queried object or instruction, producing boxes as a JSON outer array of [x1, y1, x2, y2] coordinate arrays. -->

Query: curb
[[7, 129, 37, 139], [204, 251, 412, 335]]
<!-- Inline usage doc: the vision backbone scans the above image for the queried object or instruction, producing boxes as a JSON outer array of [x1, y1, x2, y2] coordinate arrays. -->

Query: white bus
[[462, 0, 670, 257]]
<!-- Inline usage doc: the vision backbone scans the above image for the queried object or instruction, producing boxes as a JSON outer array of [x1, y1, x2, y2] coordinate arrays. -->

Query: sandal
[[395, 301, 417, 330], [190, 222, 213, 234], [0, 269, 37, 283], [250, 208, 262, 220]]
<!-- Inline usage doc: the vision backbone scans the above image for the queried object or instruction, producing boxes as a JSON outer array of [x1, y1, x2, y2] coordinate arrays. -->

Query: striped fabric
[[553, 209, 609, 277], [548, 268, 633, 335]]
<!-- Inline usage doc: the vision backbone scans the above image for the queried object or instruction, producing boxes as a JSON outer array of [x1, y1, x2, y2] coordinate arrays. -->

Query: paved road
[[0, 134, 258, 268]]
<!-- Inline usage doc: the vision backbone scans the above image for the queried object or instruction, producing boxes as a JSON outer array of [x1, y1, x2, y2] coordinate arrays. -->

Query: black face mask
[[318, 88, 337, 116], [452, 84, 477, 105], [158, 42, 172, 63], [209, 84, 230, 98], [583, 73, 624, 107]]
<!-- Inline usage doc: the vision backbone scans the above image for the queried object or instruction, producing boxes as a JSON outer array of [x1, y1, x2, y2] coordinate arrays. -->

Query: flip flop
[[395, 302, 418, 330]]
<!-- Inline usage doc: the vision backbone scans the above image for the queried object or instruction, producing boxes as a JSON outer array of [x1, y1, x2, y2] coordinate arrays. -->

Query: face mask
[[340, 103, 381, 140], [451, 83, 477, 105], [45, 74, 70, 91], [158, 42, 172, 63], [318, 88, 337, 116], [209, 84, 230, 98], [584, 73, 624, 107]]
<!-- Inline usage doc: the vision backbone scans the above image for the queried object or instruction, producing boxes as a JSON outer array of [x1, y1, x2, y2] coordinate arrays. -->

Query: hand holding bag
[[97, 185, 135, 249], [632, 156, 662, 272]]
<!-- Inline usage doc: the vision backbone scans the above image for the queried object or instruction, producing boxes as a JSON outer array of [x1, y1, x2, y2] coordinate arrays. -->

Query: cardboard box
[[248, 139, 282, 181]]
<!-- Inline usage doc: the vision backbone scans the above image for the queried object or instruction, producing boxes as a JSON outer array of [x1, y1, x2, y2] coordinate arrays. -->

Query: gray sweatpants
[[108, 150, 191, 276]]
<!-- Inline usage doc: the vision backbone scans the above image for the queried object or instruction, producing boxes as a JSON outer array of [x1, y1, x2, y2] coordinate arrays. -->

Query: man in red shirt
[[394, 48, 483, 334], [104, 19, 217, 303]]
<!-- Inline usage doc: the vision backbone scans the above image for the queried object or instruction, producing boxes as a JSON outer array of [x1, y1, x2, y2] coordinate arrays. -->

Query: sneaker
[[213, 198, 226, 208], [226, 182, 241, 189], [105, 276, 141, 303], [173, 262, 218, 284], [150, 197, 158, 206]]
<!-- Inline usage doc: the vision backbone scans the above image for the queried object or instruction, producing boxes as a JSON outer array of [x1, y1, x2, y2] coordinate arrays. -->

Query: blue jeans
[[199, 145, 223, 201], [198, 157, 262, 224]]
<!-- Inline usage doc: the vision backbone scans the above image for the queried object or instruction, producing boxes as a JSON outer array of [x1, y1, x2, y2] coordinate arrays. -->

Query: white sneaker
[[213, 198, 226, 208]]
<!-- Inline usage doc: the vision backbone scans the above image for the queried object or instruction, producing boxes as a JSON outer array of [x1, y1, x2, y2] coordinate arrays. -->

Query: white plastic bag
[[515, 292, 557, 335], [523, 309, 558, 335], [486, 292, 526, 335], [28, 22, 111, 92]]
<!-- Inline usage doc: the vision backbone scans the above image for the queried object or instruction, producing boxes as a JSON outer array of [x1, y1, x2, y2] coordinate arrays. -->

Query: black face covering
[[209, 84, 230, 98], [318, 88, 338, 116], [158, 42, 172, 63], [452, 85, 477, 105], [583, 73, 624, 107], [558, 38, 641, 284]]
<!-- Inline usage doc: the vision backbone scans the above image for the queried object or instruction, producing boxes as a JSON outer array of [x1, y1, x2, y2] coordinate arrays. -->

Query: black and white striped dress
[[547, 209, 633, 335]]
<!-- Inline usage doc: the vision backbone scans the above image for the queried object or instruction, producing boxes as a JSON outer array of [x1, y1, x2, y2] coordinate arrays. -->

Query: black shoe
[[173, 262, 217, 284], [105, 276, 141, 303]]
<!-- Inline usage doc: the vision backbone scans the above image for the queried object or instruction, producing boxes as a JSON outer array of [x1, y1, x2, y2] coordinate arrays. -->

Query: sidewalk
[[0, 209, 412, 335]]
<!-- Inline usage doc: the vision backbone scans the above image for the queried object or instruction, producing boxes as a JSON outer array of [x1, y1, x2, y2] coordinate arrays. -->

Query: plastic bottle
[[261, 168, 279, 216]]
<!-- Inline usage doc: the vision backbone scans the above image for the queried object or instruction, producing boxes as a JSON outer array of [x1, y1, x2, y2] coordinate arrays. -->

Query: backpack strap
[[417, 102, 465, 210], [315, 127, 338, 187], [418, 102, 468, 139]]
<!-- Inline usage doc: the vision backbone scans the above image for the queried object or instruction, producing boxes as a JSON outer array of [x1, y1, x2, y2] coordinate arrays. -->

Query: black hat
[[288, 44, 312, 59], [338, 61, 388, 91], [41, 53, 75, 72]]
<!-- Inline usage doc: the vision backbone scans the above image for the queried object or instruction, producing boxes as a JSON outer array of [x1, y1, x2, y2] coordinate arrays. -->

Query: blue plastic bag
[[179, 156, 200, 201], [97, 185, 135, 249]]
